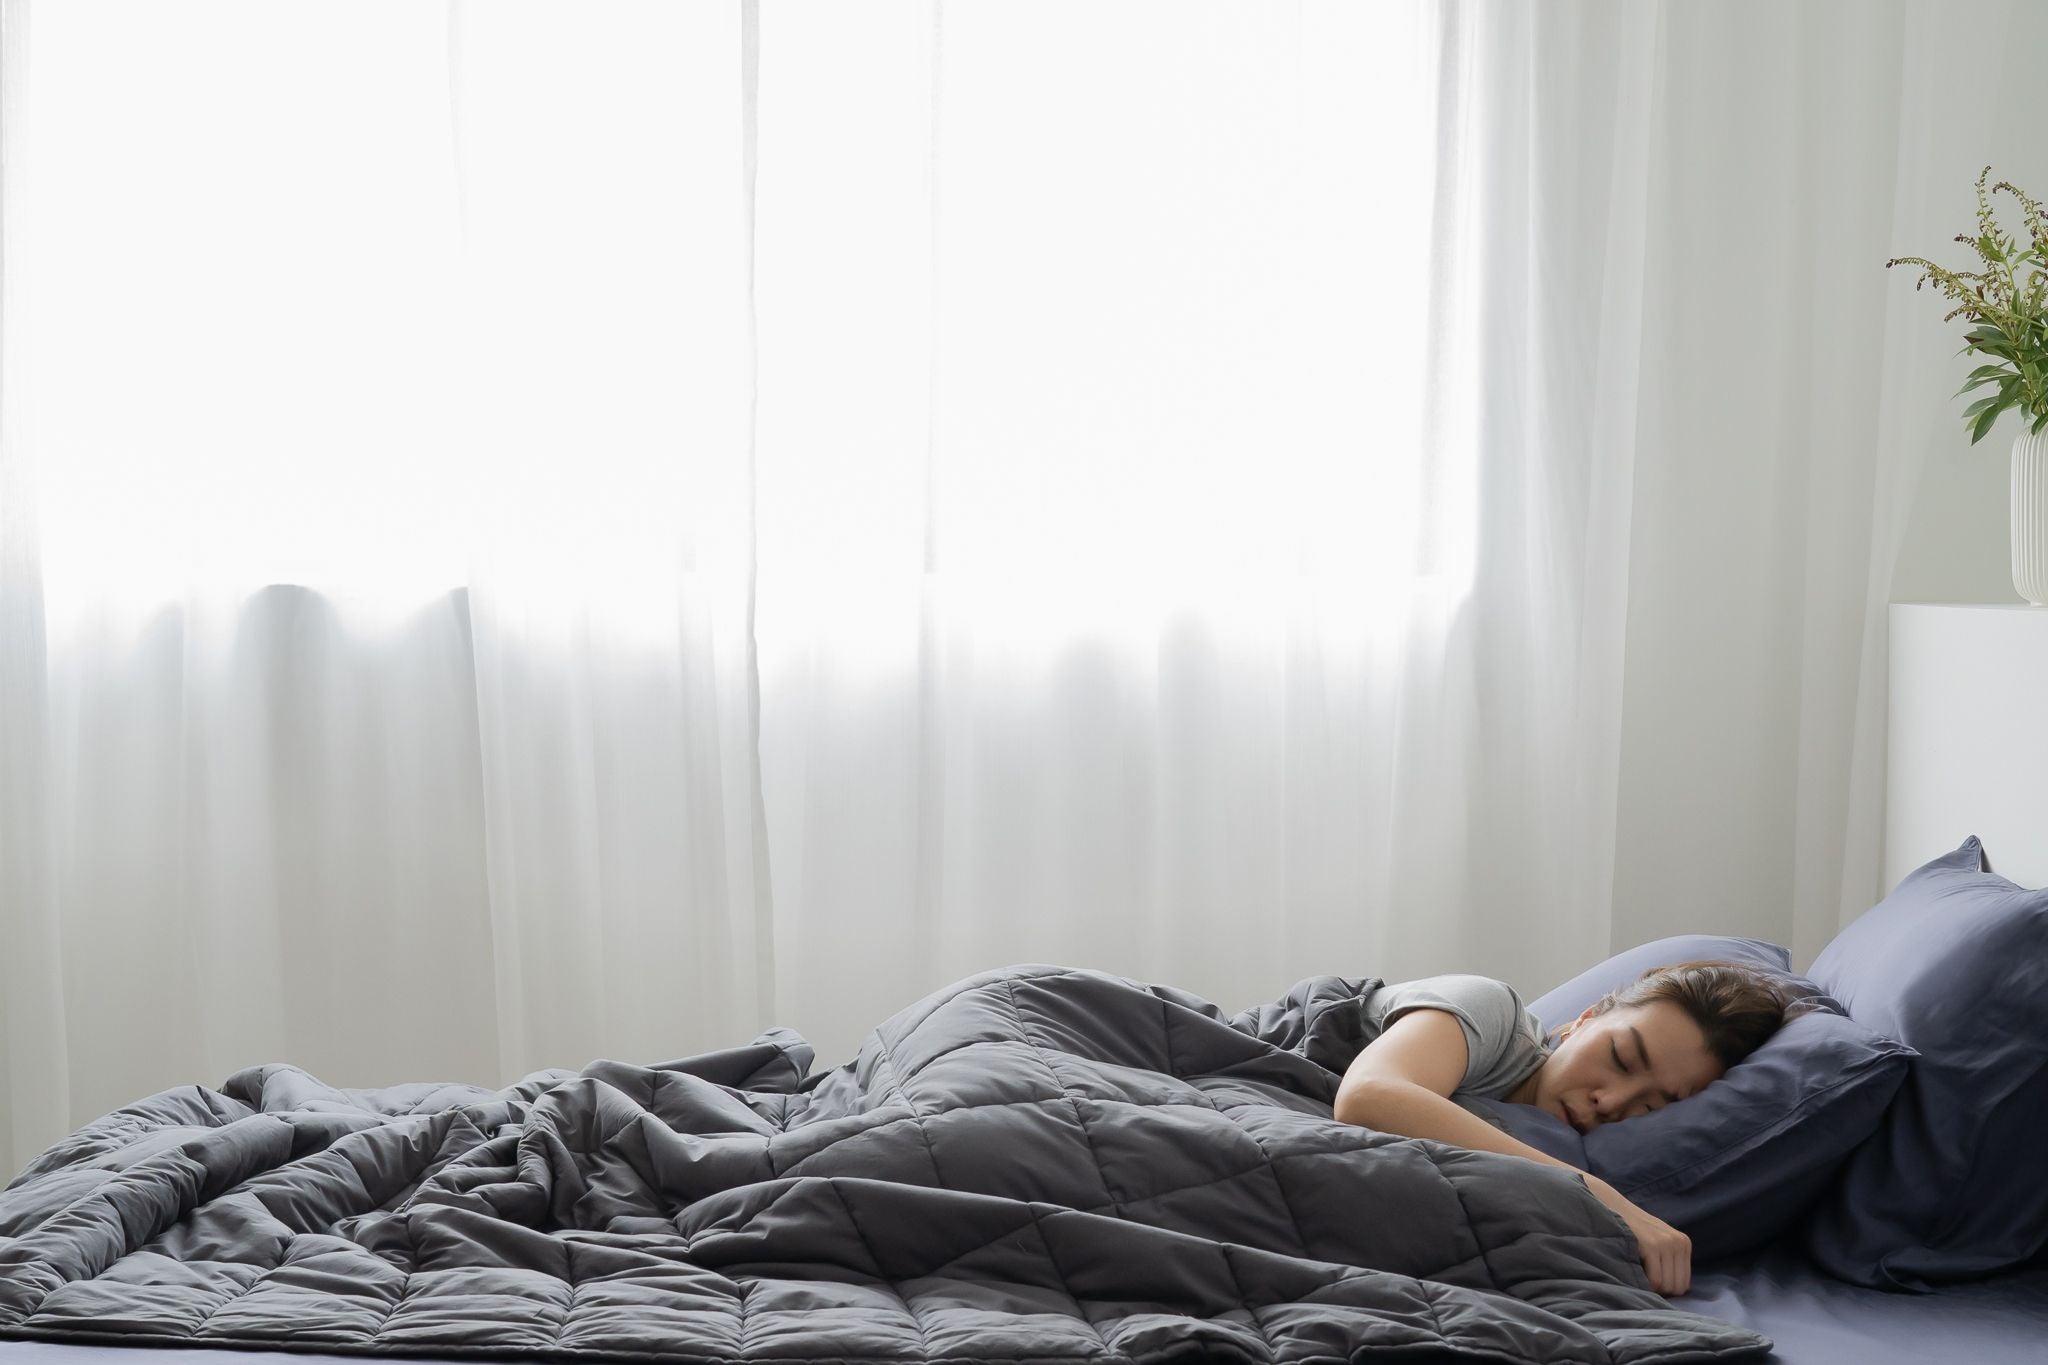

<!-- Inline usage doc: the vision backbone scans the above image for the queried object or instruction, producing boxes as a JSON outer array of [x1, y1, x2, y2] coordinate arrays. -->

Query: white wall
[[1893, 438, 2024, 604]]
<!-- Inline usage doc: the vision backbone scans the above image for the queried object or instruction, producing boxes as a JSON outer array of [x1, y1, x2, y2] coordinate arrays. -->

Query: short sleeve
[[1371, 974, 1526, 1092]]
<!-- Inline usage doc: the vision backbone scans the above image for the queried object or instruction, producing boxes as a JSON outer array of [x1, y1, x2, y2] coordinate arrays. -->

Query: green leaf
[[1971, 401, 2003, 444], [1958, 363, 2014, 395], [1963, 393, 2005, 424], [1967, 323, 2012, 346], [2035, 409, 2048, 434]]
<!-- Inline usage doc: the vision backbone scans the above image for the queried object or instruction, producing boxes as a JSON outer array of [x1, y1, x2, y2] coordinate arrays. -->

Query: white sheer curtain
[[2, 0, 2033, 1186]]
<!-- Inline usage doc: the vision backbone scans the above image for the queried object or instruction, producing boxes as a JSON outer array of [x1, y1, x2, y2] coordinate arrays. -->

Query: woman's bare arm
[[1332, 1009, 1580, 1172], [1335, 1008, 1696, 1294]]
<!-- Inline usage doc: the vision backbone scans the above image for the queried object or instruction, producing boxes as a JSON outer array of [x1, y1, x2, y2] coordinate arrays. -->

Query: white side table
[[1888, 603, 2048, 890]]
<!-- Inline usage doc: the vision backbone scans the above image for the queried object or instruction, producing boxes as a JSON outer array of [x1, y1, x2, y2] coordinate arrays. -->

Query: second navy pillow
[[1804, 836, 2048, 1288]]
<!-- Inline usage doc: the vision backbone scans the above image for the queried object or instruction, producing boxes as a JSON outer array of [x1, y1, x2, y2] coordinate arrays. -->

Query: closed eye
[[1611, 1041, 1626, 1072]]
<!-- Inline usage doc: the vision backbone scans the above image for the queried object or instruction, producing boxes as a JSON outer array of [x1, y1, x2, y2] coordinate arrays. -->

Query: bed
[[4, 946, 2043, 1364]]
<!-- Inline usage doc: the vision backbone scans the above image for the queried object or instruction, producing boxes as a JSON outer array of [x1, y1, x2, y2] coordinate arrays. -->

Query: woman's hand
[[1584, 1176, 1692, 1296]]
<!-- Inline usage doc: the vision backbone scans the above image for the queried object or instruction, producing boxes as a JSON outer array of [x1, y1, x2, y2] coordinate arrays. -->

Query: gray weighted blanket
[[0, 964, 1769, 1363]]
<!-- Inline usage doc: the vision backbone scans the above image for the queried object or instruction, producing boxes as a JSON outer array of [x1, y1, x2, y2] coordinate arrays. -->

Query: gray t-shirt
[[1360, 974, 1551, 1112]]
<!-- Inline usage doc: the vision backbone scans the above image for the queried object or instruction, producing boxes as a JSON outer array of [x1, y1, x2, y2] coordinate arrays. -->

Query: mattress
[[3, 1242, 2044, 1365]]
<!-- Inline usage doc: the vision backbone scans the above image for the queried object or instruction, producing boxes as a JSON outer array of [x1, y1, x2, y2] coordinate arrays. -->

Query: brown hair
[[1565, 959, 1797, 1069]]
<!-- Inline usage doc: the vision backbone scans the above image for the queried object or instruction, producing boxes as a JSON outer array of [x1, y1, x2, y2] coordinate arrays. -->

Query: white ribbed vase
[[2013, 430, 2048, 606]]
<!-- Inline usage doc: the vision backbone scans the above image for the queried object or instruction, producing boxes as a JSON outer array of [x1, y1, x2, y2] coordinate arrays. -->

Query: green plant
[[1886, 166, 2048, 444]]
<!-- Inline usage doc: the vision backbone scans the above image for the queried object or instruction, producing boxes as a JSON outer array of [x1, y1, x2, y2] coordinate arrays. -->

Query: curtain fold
[[0, 0, 67, 1190], [3, 0, 2038, 1187], [1408, 0, 1661, 983], [451, 0, 774, 1087]]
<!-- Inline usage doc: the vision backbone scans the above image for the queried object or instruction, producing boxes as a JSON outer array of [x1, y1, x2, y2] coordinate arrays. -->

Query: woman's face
[[1521, 1000, 1723, 1133]]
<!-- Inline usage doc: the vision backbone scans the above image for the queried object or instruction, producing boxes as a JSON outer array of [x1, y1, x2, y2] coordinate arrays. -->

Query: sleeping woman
[[1332, 961, 1792, 1297]]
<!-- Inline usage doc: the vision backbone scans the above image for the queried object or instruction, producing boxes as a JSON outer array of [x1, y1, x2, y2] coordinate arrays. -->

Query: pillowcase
[[1465, 934, 1913, 1262], [1803, 835, 2048, 1289]]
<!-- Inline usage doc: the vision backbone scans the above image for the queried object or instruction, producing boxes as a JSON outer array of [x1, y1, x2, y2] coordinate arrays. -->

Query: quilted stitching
[[861, 1036, 950, 1189], [827, 1182, 931, 1359], [998, 975, 1126, 1215], [1021, 1206, 1120, 1362]]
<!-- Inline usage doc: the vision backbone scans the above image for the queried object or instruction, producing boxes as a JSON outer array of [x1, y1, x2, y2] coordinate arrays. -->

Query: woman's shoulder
[[1377, 972, 1521, 1006], [1368, 974, 1528, 1033]]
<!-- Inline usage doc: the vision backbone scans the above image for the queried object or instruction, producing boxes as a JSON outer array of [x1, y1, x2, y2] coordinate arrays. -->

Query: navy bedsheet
[[1673, 1242, 2048, 1365]]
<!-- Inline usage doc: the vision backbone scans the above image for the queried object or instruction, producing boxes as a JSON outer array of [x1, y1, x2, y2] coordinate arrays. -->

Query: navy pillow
[[1466, 935, 1913, 1262], [1528, 934, 1830, 1026], [1804, 836, 2048, 1289]]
